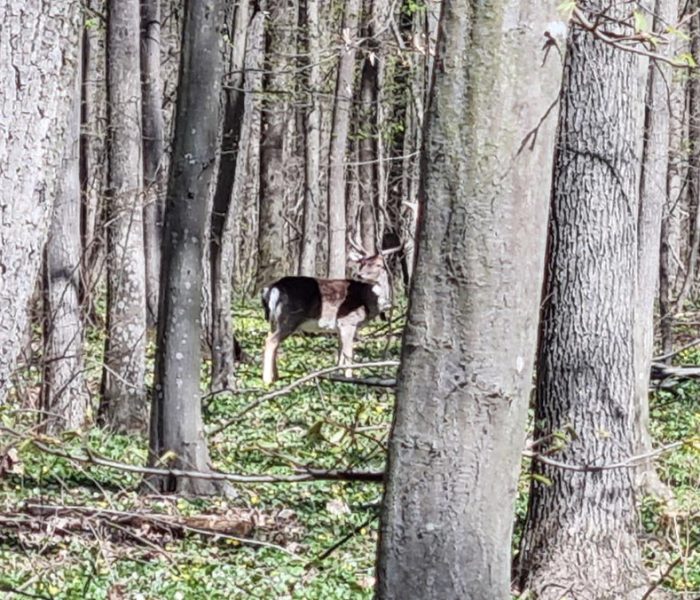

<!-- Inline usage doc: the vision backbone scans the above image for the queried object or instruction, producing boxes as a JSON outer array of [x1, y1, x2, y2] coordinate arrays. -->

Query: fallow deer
[[260, 252, 394, 384]]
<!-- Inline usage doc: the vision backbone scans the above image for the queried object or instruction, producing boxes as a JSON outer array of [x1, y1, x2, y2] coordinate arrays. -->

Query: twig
[[308, 513, 378, 565], [208, 360, 399, 436], [524, 440, 685, 473], [641, 539, 700, 600], [653, 337, 700, 361], [0, 584, 51, 600], [572, 7, 693, 68]]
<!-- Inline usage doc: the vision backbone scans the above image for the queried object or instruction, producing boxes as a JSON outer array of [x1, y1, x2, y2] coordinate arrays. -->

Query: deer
[[260, 250, 395, 384]]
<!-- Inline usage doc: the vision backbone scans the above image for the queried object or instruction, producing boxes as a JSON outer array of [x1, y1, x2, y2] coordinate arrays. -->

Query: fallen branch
[[320, 374, 397, 388], [208, 360, 399, 436], [0, 427, 384, 485], [650, 362, 700, 381], [16, 502, 298, 556]]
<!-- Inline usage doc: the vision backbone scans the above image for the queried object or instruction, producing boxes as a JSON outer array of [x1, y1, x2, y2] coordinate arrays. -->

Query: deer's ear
[[347, 249, 364, 262]]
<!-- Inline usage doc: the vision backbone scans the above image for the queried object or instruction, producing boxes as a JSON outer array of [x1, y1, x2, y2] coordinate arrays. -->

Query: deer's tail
[[261, 286, 279, 325]]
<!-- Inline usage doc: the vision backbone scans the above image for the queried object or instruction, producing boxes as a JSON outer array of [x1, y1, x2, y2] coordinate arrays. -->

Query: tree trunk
[[256, 0, 296, 289], [357, 26, 378, 255], [634, 0, 675, 497], [517, 5, 648, 598], [0, 1, 81, 402], [674, 5, 700, 311], [209, 0, 250, 392], [42, 32, 87, 433], [375, 1, 563, 597], [327, 0, 361, 277], [80, 0, 108, 320], [298, 0, 322, 275], [141, 0, 166, 327], [147, 0, 232, 496], [231, 10, 266, 295], [99, 0, 148, 433]]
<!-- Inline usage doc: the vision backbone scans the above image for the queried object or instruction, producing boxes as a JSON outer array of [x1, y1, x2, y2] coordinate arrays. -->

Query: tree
[[327, 0, 361, 278], [256, 0, 297, 288], [42, 32, 87, 433], [634, 0, 675, 496], [141, 0, 166, 326], [298, 0, 322, 275], [0, 1, 81, 402], [147, 0, 232, 496], [99, 0, 148, 433], [517, 5, 648, 597], [209, 0, 250, 391], [375, 1, 562, 597]]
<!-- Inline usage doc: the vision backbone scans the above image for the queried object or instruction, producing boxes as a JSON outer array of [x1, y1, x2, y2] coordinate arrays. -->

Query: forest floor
[[0, 303, 698, 599]]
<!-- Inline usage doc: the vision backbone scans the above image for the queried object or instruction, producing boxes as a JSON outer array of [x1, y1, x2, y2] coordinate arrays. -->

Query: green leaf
[[633, 10, 649, 34], [558, 0, 576, 18], [531, 473, 553, 486]]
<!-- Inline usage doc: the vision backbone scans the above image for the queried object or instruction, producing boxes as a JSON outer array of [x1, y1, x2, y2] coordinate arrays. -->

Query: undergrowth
[[0, 303, 697, 598]]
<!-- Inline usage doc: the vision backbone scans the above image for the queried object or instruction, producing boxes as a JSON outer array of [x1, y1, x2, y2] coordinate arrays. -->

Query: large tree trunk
[[634, 0, 675, 497], [141, 0, 166, 327], [256, 0, 296, 289], [298, 0, 322, 275], [209, 0, 250, 392], [375, 1, 562, 597], [42, 33, 87, 433], [0, 1, 81, 402], [99, 0, 148, 433], [327, 0, 361, 278], [517, 5, 648, 598], [147, 0, 232, 496]]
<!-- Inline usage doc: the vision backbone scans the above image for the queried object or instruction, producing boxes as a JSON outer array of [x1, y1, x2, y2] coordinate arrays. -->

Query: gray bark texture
[[634, 0, 675, 496], [327, 0, 361, 278], [209, 0, 251, 392], [231, 11, 265, 295], [42, 35, 87, 433], [375, 1, 563, 597], [299, 0, 322, 276], [256, 0, 296, 289], [80, 0, 108, 317], [100, 0, 148, 433], [147, 0, 232, 496], [0, 1, 81, 403], [141, 0, 166, 326], [517, 4, 648, 598]]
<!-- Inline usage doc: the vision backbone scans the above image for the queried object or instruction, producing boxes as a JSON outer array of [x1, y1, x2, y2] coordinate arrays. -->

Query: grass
[[0, 302, 698, 598]]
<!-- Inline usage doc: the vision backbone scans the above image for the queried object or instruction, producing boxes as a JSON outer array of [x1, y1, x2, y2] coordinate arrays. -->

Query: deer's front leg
[[263, 331, 281, 384], [338, 325, 355, 378]]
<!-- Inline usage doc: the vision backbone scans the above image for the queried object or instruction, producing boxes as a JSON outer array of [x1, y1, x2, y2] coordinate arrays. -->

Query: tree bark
[[209, 0, 251, 392], [375, 1, 563, 597], [517, 5, 648, 598], [141, 0, 166, 327], [231, 11, 266, 295], [80, 0, 108, 320], [327, 0, 361, 278], [634, 0, 675, 497], [99, 0, 148, 433], [299, 0, 322, 275], [147, 0, 232, 496], [256, 0, 297, 289], [42, 32, 87, 433], [0, 1, 81, 402]]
